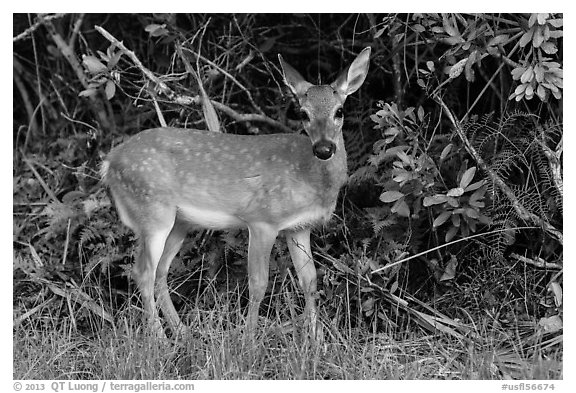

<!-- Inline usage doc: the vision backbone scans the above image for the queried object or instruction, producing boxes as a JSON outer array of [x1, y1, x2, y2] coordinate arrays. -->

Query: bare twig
[[210, 101, 292, 133], [151, 95, 167, 127], [95, 25, 293, 133], [182, 47, 265, 116], [371, 226, 538, 274], [13, 13, 65, 42], [433, 94, 563, 245], [42, 18, 88, 88], [510, 253, 562, 270], [69, 13, 85, 52]]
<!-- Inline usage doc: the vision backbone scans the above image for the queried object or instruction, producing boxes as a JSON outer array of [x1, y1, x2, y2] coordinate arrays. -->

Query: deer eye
[[298, 109, 310, 122], [335, 107, 344, 119]]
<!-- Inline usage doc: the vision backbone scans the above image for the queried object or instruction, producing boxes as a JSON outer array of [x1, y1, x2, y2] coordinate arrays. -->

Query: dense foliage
[[13, 13, 562, 378]]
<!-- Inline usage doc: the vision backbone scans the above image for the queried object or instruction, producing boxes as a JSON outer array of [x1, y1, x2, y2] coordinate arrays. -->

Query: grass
[[13, 276, 562, 380]]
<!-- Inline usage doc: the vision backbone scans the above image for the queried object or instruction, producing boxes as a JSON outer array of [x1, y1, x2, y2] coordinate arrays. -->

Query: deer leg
[[133, 226, 173, 337], [286, 229, 318, 338], [154, 221, 187, 337], [246, 223, 277, 337]]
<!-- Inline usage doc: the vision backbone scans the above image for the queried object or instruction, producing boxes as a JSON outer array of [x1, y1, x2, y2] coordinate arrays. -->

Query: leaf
[[145, 23, 168, 37], [540, 41, 558, 54], [426, 61, 435, 71], [548, 18, 563, 28], [449, 58, 467, 79], [469, 200, 485, 208], [412, 24, 425, 33], [374, 28, 385, 39], [392, 170, 411, 183], [423, 194, 449, 206], [82, 55, 107, 74], [389, 280, 399, 294], [549, 282, 562, 307], [439, 255, 458, 282], [478, 214, 491, 225], [440, 144, 452, 161], [511, 66, 526, 80], [536, 84, 547, 101], [451, 214, 460, 227], [520, 66, 534, 84], [519, 28, 534, 47], [447, 187, 464, 197], [534, 64, 545, 83], [525, 84, 534, 99], [108, 50, 123, 69], [447, 197, 459, 208], [543, 24, 551, 41], [380, 191, 405, 203], [464, 50, 478, 82], [79, 88, 97, 98], [549, 30, 563, 39], [469, 186, 486, 203], [417, 106, 425, 122], [433, 211, 451, 228], [445, 226, 458, 242], [464, 180, 485, 192], [538, 315, 562, 334], [201, 95, 220, 133], [442, 14, 460, 37], [431, 26, 445, 34], [465, 208, 480, 219], [537, 13, 549, 25], [145, 23, 162, 32], [488, 34, 509, 47], [396, 151, 412, 165], [104, 80, 116, 100], [532, 26, 545, 47], [392, 199, 410, 217], [528, 13, 537, 28], [459, 166, 476, 189]]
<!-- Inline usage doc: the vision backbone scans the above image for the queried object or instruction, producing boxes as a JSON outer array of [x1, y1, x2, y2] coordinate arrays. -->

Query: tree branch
[[41, 16, 114, 133], [94, 25, 292, 134]]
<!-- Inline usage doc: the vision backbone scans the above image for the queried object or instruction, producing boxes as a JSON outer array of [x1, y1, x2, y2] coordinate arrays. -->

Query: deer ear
[[279, 54, 313, 97], [331, 47, 371, 99]]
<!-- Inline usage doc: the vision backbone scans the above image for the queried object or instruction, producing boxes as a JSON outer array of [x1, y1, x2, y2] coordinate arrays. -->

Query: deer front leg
[[286, 229, 318, 338], [246, 223, 277, 338]]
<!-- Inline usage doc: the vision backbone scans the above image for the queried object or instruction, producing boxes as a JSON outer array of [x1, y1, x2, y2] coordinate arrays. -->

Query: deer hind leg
[[154, 221, 187, 337], [286, 229, 318, 338], [246, 222, 277, 336], [131, 210, 176, 337]]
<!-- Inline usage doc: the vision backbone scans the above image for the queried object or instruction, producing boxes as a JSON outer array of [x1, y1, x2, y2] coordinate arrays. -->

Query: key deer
[[101, 47, 371, 337]]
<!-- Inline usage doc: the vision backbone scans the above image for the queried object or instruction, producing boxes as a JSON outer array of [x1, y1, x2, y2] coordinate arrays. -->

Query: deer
[[100, 47, 371, 339]]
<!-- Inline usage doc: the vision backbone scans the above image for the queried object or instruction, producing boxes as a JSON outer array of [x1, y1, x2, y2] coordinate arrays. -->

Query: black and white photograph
[[12, 12, 563, 384]]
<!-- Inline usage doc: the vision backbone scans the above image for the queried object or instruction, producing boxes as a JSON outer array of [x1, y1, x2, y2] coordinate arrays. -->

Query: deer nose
[[312, 140, 336, 160]]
